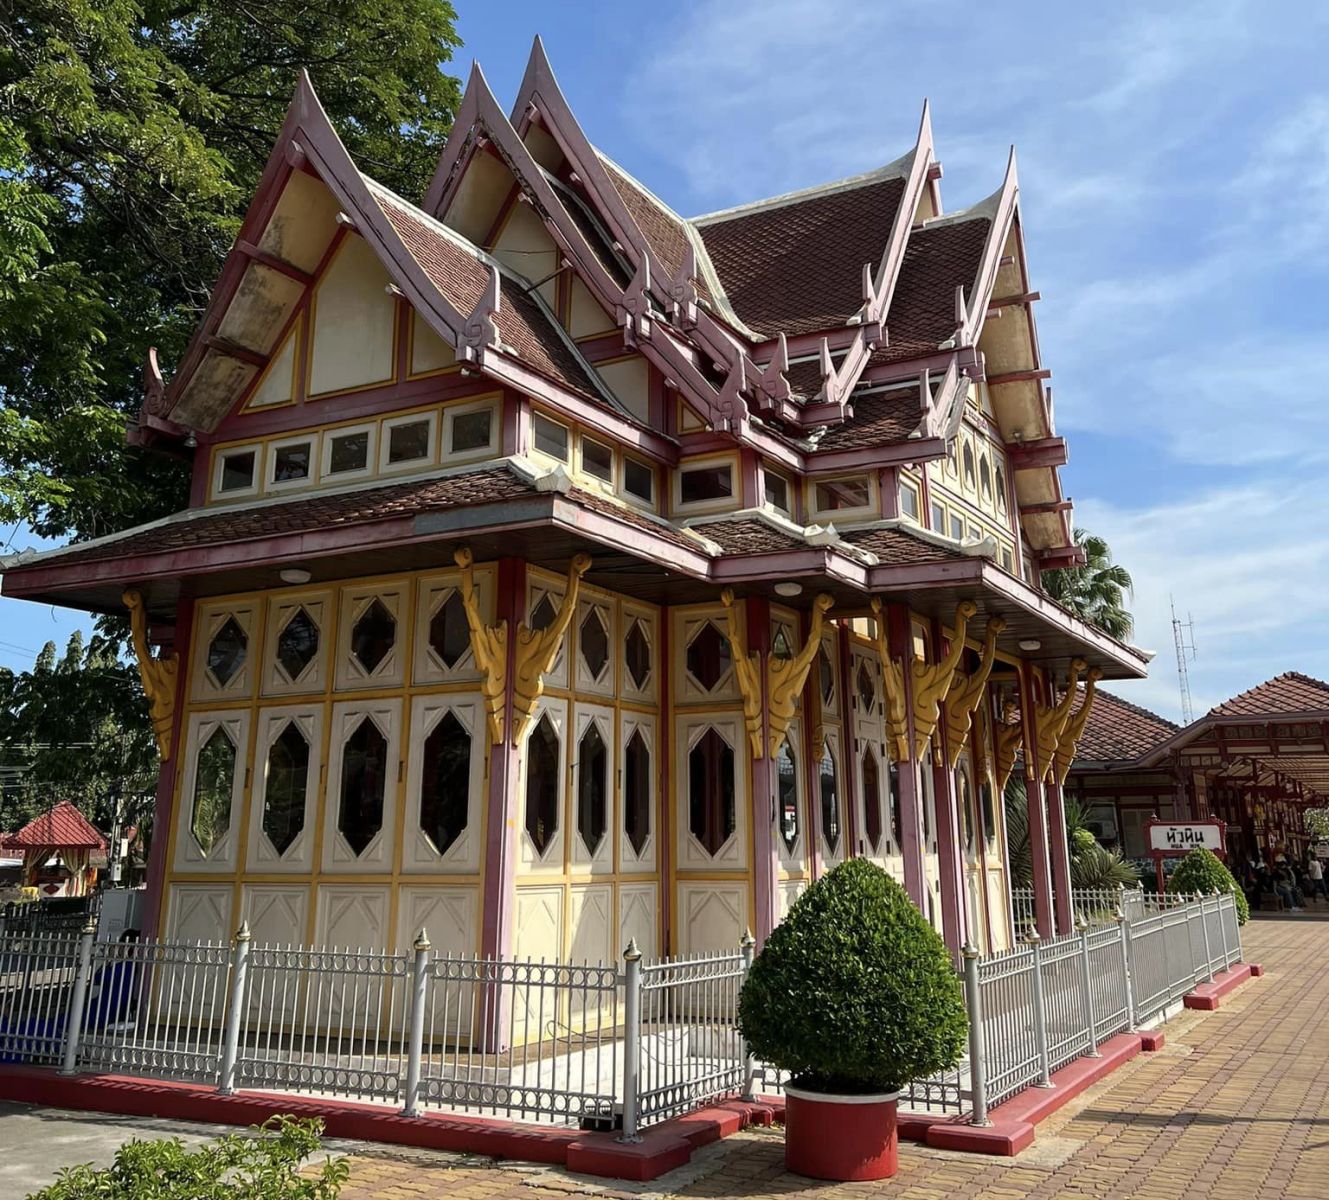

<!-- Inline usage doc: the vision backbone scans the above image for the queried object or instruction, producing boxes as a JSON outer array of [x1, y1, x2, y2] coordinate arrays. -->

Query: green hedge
[[737, 858, 968, 1093], [1167, 847, 1249, 926]]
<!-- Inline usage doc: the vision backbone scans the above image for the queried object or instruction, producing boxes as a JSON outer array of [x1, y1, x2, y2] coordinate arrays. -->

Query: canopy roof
[[2, 802, 105, 852]]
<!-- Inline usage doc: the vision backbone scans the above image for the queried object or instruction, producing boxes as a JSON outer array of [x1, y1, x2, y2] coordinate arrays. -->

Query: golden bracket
[[720, 589, 767, 759], [1032, 658, 1087, 783], [123, 589, 180, 761], [454, 547, 509, 745], [993, 700, 1025, 793], [511, 552, 591, 746], [1053, 667, 1103, 787], [870, 598, 911, 765], [941, 616, 1007, 769], [910, 600, 977, 760], [766, 593, 835, 758]]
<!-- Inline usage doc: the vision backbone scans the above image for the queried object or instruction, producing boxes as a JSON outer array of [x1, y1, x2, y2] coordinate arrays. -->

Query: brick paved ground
[[324, 916, 1328, 1199]]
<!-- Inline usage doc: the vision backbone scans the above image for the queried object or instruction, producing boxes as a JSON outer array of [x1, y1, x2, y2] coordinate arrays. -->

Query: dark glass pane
[[192, 727, 235, 853], [576, 723, 608, 854], [328, 430, 369, 474], [764, 473, 789, 512], [276, 608, 319, 681], [820, 753, 840, 853], [579, 609, 609, 680], [771, 625, 793, 661], [263, 722, 308, 855], [623, 458, 654, 502], [529, 594, 558, 633], [429, 591, 470, 670], [207, 617, 247, 686], [814, 477, 869, 511], [680, 465, 733, 504], [220, 451, 255, 492], [351, 599, 396, 673], [856, 661, 875, 713], [861, 749, 883, 851], [686, 621, 731, 692], [818, 644, 835, 705], [451, 409, 492, 453], [688, 728, 735, 856], [339, 716, 387, 855], [980, 779, 996, 845], [525, 714, 560, 853], [921, 769, 933, 841], [958, 767, 975, 856], [388, 419, 432, 463], [889, 763, 902, 848], [533, 414, 568, 461], [776, 743, 799, 854], [273, 442, 311, 482], [624, 730, 651, 857], [420, 712, 470, 855], [625, 620, 651, 690], [582, 437, 613, 482]]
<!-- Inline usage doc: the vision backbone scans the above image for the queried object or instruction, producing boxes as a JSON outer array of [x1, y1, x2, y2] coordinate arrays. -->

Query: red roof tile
[[814, 386, 922, 451], [600, 159, 706, 300], [1075, 688, 1179, 764], [839, 525, 967, 565], [691, 518, 805, 556], [3, 802, 105, 851], [697, 177, 907, 339], [1206, 672, 1329, 718], [565, 487, 705, 552]]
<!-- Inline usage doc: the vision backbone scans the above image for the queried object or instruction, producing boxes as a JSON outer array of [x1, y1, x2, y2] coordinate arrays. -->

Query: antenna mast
[[1171, 596, 1196, 724]]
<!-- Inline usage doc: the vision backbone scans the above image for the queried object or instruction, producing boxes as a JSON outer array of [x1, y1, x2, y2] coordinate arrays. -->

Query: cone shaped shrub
[[738, 858, 968, 1094], [1167, 847, 1249, 925]]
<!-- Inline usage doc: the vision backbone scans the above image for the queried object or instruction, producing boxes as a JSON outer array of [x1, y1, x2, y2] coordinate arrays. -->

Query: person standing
[[1307, 856, 1326, 902]]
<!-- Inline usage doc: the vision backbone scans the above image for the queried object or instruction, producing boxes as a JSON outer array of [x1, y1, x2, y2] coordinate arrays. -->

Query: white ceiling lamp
[[280, 567, 312, 585], [774, 581, 803, 597], [1018, 638, 1041, 652]]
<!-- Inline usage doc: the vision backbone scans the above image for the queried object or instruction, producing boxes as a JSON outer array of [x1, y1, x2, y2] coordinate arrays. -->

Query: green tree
[[1041, 528, 1135, 641], [1306, 808, 1329, 842], [1003, 776, 1139, 889], [0, 0, 462, 542]]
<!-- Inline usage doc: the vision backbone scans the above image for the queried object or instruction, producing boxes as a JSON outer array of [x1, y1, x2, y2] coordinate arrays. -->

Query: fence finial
[[961, 940, 980, 960], [623, 938, 641, 962], [740, 928, 756, 950], [1075, 916, 1089, 934], [235, 921, 251, 943], [1023, 929, 1041, 945], [414, 927, 431, 951]]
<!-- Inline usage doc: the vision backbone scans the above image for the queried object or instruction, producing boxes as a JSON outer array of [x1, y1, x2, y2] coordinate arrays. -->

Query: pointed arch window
[[420, 712, 470, 856], [263, 722, 308, 855], [776, 743, 799, 854], [861, 747, 883, 853], [624, 729, 651, 857], [192, 727, 236, 853], [689, 728, 736, 856], [820, 751, 841, 854], [339, 716, 388, 855], [525, 714, 560, 854], [576, 722, 608, 855]]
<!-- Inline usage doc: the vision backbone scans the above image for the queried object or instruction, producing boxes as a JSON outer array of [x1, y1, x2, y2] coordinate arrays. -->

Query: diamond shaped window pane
[[529, 593, 557, 632], [577, 723, 608, 854], [771, 624, 793, 661], [856, 662, 876, 714], [688, 727, 735, 856], [351, 599, 395, 674], [818, 644, 835, 706], [579, 609, 609, 681], [525, 714, 560, 854], [686, 622, 731, 692], [263, 722, 309, 855], [624, 730, 651, 857], [776, 743, 799, 854], [276, 608, 319, 682], [420, 711, 470, 856], [820, 752, 840, 853], [429, 591, 470, 670], [192, 727, 235, 853], [207, 617, 247, 687], [339, 717, 387, 855], [625, 620, 651, 691], [861, 748, 882, 852]]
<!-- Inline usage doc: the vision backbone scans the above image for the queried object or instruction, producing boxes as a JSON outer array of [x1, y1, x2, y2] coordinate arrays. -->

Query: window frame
[[443, 398, 499, 461], [320, 422, 377, 483], [621, 455, 657, 509], [379, 410, 439, 474], [266, 433, 319, 492], [530, 411, 571, 464], [212, 443, 262, 500], [809, 473, 875, 520], [674, 454, 738, 514]]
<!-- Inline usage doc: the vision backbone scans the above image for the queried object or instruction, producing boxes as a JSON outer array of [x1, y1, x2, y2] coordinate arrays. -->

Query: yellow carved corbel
[[511, 553, 592, 745], [1053, 667, 1102, 786], [869, 598, 910, 764], [766, 593, 835, 758], [941, 616, 1007, 769], [1033, 658, 1086, 782], [720, 589, 766, 758], [911, 600, 977, 761], [993, 700, 1024, 791], [123, 589, 180, 761], [454, 548, 509, 745]]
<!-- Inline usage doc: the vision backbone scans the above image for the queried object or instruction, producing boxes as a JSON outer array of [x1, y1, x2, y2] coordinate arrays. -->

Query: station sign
[[1146, 821, 1226, 855]]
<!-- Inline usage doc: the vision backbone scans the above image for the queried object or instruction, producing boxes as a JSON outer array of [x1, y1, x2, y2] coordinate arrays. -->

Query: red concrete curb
[[1139, 1031, 1166, 1051], [1249, 962, 1265, 977], [1183, 963, 1255, 1010]]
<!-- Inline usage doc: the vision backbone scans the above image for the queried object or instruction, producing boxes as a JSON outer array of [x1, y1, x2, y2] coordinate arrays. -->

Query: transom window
[[207, 617, 247, 687], [581, 436, 614, 483], [339, 716, 388, 855], [930, 500, 945, 531], [813, 476, 870, 513], [263, 722, 308, 855], [679, 462, 733, 505], [577, 722, 608, 855], [820, 751, 841, 853], [771, 623, 794, 661], [579, 608, 610, 681], [420, 712, 470, 856], [776, 742, 799, 854], [624, 729, 651, 856], [387, 417, 432, 465], [686, 621, 732, 692], [689, 727, 736, 856], [449, 407, 493, 454], [818, 644, 835, 706], [623, 457, 655, 504], [327, 428, 371, 476], [525, 714, 560, 854], [533, 413, 570, 462], [861, 747, 883, 852], [856, 661, 876, 713], [764, 471, 791, 514], [529, 592, 558, 633], [192, 726, 236, 853], [950, 513, 965, 541], [220, 449, 257, 494], [625, 619, 652, 691], [898, 477, 921, 521], [272, 440, 313, 484]]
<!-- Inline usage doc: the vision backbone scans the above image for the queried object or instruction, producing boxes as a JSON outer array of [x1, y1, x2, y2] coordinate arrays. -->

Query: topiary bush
[[1168, 847, 1249, 925], [738, 858, 969, 1094]]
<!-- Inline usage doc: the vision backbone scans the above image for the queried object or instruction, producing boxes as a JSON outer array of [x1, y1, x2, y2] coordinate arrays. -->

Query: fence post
[[1198, 893, 1216, 981], [1117, 905, 1136, 1031], [962, 942, 989, 1126], [1076, 918, 1100, 1057], [1216, 892, 1232, 969], [619, 939, 642, 1143], [59, 919, 97, 1076], [740, 929, 757, 1101], [401, 927, 431, 1118], [217, 922, 251, 1095], [1026, 932, 1054, 1088]]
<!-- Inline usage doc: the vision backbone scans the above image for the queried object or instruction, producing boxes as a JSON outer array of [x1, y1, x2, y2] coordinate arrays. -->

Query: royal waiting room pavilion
[[0, 42, 1148, 968]]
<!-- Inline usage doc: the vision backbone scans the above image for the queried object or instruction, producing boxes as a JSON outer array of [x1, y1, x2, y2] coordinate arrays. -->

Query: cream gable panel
[[568, 277, 615, 339], [309, 234, 396, 396], [596, 357, 650, 424], [492, 203, 558, 308], [166, 884, 233, 945], [246, 326, 298, 409], [411, 310, 457, 375]]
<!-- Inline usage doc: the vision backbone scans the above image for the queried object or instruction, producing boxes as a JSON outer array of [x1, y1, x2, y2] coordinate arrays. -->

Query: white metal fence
[[1011, 885, 1147, 935], [0, 892, 1242, 1140]]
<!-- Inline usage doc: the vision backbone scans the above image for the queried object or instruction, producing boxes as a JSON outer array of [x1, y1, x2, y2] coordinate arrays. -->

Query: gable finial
[[618, 255, 652, 344], [460, 264, 501, 363], [666, 238, 698, 327]]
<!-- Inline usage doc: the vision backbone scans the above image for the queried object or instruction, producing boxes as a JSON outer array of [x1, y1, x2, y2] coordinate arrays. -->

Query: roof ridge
[[1207, 670, 1329, 716], [1092, 686, 1180, 731]]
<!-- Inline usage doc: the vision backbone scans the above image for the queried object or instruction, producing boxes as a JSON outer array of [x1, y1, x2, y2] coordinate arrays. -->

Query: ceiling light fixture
[[280, 568, 312, 585], [1018, 638, 1041, 652], [774, 581, 803, 597]]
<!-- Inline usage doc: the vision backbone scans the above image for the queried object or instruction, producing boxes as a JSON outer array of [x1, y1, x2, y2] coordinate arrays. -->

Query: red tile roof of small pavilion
[[2, 802, 105, 851], [1075, 688, 1180, 764], [1205, 672, 1329, 718]]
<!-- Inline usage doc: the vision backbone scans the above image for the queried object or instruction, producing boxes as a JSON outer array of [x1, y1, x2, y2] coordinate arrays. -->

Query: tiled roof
[[814, 386, 922, 451], [1206, 672, 1329, 718], [872, 217, 991, 365], [565, 487, 704, 552], [600, 159, 705, 299], [2, 802, 105, 851], [697, 177, 907, 339], [1075, 688, 1179, 764], [691, 518, 805, 556], [838, 525, 968, 565]]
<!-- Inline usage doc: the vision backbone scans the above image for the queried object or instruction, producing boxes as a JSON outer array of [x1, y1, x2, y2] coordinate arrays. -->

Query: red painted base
[[1249, 962, 1264, 977], [1184, 963, 1255, 1010], [1139, 1031, 1166, 1052], [783, 1088, 899, 1181]]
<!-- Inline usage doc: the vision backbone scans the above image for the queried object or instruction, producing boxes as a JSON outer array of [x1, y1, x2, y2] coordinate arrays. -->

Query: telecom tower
[[1171, 597, 1197, 725]]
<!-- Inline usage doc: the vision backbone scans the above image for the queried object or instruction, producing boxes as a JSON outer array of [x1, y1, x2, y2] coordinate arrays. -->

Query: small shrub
[[1168, 847, 1249, 926], [26, 1115, 349, 1200], [738, 858, 969, 1094]]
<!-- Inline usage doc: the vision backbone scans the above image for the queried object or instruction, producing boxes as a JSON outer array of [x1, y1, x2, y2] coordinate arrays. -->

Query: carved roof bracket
[[766, 593, 835, 758], [869, 597, 911, 765], [993, 699, 1024, 792], [720, 589, 766, 759], [511, 552, 591, 746], [1033, 658, 1086, 783], [124, 589, 180, 761], [454, 547, 510, 745], [1053, 667, 1103, 787], [459, 264, 502, 364], [912, 600, 977, 761], [941, 615, 1007, 769]]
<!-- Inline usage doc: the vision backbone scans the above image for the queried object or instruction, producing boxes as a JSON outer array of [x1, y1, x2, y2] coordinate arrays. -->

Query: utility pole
[[1171, 597, 1196, 725]]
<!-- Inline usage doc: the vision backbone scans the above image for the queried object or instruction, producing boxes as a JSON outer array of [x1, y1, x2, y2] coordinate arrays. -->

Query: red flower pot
[[783, 1086, 900, 1181]]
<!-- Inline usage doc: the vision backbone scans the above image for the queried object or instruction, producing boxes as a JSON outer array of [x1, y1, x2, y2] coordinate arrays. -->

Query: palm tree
[[1004, 777, 1139, 889], [1041, 528, 1135, 640]]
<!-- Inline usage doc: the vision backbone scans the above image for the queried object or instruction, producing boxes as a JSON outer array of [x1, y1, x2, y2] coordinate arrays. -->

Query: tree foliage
[[1041, 528, 1135, 641], [1003, 777, 1139, 889], [738, 859, 968, 1094], [0, 0, 462, 541], [1168, 846, 1249, 926]]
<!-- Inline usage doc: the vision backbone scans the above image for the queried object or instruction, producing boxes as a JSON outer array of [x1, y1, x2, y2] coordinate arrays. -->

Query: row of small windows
[[530, 411, 658, 508], [211, 400, 498, 502], [897, 475, 1017, 573]]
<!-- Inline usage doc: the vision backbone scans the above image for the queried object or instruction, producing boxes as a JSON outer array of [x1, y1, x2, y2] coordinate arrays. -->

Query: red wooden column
[[929, 620, 968, 955], [1044, 777, 1074, 934], [1018, 662, 1055, 939], [888, 603, 926, 905], [745, 595, 780, 944]]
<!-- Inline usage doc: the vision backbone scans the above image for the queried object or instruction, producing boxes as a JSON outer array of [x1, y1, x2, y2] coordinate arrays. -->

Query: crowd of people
[[1237, 855, 1328, 911]]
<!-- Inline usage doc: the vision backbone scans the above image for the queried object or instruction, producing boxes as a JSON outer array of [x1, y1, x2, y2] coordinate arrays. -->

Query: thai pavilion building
[[0, 40, 1147, 965]]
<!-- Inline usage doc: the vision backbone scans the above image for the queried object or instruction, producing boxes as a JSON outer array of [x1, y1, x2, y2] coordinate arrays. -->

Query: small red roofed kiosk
[[1, 803, 106, 898]]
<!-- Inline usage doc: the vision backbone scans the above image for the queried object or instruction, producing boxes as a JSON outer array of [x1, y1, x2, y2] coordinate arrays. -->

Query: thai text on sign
[[1147, 822, 1224, 855]]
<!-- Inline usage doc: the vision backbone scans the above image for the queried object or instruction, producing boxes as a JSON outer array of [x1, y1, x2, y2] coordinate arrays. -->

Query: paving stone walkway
[[328, 915, 1325, 1199]]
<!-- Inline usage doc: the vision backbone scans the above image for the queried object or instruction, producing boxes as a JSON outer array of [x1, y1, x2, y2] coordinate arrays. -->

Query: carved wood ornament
[[911, 600, 977, 762], [1052, 667, 1102, 787], [869, 598, 910, 765], [454, 547, 509, 744], [1032, 658, 1086, 783], [719, 589, 767, 759], [941, 615, 1007, 769], [765, 593, 835, 758], [123, 589, 180, 760], [993, 700, 1025, 791]]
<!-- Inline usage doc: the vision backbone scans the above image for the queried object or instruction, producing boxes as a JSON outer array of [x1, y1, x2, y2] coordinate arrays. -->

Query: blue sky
[[5, 0, 1328, 720]]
